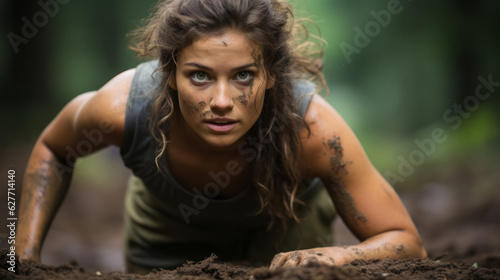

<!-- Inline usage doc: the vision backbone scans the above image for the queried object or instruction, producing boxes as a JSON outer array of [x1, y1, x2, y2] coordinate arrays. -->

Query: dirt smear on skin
[[17, 159, 71, 260], [194, 101, 212, 119], [237, 93, 249, 107], [181, 99, 196, 115], [2, 250, 499, 280], [394, 244, 406, 255], [237, 57, 258, 107], [238, 79, 253, 107], [326, 136, 368, 223], [195, 101, 206, 113], [2, 143, 500, 280], [181, 99, 211, 120]]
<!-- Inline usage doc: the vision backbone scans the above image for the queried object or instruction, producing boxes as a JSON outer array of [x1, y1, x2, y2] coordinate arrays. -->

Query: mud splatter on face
[[195, 101, 206, 112], [237, 94, 248, 106], [187, 101, 208, 119], [195, 101, 211, 119], [199, 110, 211, 119], [248, 76, 255, 96], [181, 99, 196, 115], [238, 79, 254, 107], [326, 136, 368, 224], [181, 98, 210, 120], [237, 69, 255, 107]]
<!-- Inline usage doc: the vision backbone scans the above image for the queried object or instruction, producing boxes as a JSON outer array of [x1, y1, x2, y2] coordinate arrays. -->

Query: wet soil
[[2, 193, 500, 279], [1, 249, 499, 280], [1, 147, 499, 279]]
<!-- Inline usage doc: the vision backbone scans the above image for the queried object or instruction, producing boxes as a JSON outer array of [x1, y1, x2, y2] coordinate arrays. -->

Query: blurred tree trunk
[[455, 0, 480, 104]]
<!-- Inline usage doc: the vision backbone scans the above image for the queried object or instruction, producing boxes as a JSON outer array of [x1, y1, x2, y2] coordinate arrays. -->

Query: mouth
[[204, 118, 238, 132]]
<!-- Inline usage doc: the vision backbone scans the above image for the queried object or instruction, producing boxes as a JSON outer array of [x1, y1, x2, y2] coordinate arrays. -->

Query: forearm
[[270, 229, 426, 268], [17, 139, 73, 261], [331, 230, 427, 264]]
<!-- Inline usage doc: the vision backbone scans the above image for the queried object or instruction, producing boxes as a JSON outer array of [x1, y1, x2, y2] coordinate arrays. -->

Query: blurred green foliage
[[290, 0, 500, 186], [1, 0, 499, 189]]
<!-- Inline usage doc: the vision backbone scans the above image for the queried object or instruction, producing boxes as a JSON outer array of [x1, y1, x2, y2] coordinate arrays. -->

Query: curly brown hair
[[128, 0, 326, 227]]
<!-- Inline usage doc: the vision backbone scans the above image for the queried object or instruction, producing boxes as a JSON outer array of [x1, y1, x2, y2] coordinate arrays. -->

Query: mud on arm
[[311, 94, 427, 264], [16, 91, 100, 261], [16, 70, 131, 262], [270, 94, 426, 268], [17, 139, 73, 262]]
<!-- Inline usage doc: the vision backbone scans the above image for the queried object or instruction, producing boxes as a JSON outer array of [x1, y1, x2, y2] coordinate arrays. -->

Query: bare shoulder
[[299, 94, 369, 179], [74, 68, 136, 147]]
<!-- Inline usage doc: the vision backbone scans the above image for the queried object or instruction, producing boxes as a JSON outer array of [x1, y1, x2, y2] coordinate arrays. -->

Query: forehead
[[178, 30, 263, 67]]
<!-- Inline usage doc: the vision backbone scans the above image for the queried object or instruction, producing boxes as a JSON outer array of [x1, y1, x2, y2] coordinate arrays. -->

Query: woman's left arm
[[270, 94, 427, 268]]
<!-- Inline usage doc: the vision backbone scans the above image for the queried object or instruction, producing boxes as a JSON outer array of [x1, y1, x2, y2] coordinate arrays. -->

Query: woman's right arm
[[17, 69, 135, 261]]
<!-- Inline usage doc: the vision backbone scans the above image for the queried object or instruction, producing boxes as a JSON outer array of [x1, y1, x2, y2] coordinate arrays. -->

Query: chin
[[203, 135, 240, 149]]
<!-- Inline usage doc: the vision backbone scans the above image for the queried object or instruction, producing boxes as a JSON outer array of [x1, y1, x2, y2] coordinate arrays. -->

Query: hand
[[19, 254, 41, 263], [269, 247, 346, 269], [17, 244, 41, 263]]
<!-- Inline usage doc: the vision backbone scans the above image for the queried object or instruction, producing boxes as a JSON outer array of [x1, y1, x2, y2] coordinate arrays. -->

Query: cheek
[[256, 94, 266, 113], [245, 80, 268, 109], [245, 91, 266, 120], [237, 79, 256, 107], [253, 85, 267, 110], [180, 96, 197, 116], [180, 93, 211, 120]]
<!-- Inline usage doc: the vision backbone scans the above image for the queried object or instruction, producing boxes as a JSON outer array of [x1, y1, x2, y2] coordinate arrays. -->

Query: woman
[[17, 0, 427, 273]]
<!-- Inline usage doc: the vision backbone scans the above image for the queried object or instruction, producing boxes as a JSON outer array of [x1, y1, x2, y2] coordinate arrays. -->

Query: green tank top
[[120, 60, 324, 269]]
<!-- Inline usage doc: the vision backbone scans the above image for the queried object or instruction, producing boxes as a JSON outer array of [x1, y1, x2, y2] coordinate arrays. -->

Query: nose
[[210, 81, 234, 113]]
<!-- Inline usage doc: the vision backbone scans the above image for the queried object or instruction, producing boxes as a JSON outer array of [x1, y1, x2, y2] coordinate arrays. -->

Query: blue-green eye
[[192, 71, 208, 82], [236, 71, 252, 82]]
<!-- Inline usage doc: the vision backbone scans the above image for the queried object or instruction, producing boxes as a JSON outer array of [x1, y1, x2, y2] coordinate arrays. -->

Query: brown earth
[[1, 249, 500, 280], [1, 191, 500, 279], [1, 147, 500, 279]]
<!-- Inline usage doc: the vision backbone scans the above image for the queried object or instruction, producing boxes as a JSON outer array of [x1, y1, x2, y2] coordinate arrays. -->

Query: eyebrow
[[184, 62, 257, 72]]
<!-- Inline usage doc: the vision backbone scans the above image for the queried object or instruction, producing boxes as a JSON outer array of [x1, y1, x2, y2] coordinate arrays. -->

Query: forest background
[[1, 0, 499, 272]]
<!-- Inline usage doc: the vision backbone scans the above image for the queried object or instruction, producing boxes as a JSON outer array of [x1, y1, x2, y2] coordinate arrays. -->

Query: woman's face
[[172, 29, 274, 148]]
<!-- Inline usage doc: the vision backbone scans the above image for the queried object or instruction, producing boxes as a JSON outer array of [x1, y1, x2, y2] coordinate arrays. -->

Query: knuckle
[[272, 252, 284, 260]]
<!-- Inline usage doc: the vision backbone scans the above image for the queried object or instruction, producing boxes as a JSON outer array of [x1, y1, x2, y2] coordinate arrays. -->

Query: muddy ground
[[1, 147, 500, 279], [1, 250, 500, 280]]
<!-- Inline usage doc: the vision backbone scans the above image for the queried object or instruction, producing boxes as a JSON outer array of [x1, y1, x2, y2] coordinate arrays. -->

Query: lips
[[204, 118, 238, 132]]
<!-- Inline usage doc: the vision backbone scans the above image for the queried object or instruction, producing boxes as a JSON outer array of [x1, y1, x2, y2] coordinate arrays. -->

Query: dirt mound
[[2, 249, 499, 280]]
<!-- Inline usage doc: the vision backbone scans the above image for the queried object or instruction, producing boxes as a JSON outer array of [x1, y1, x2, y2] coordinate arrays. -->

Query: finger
[[269, 253, 287, 269], [301, 251, 322, 266], [281, 252, 301, 268], [300, 256, 319, 266]]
